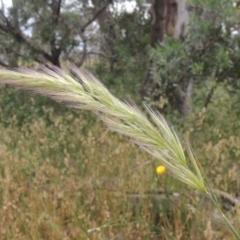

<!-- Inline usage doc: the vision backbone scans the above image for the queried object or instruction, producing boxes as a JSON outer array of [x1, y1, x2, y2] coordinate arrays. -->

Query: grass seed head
[[0, 66, 207, 192]]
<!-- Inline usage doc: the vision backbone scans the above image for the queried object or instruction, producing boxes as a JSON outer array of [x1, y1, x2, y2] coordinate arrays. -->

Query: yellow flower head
[[156, 165, 166, 175]]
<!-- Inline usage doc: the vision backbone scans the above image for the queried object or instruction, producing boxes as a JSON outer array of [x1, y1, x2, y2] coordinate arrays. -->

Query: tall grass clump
[[0, 66, 238, 239]]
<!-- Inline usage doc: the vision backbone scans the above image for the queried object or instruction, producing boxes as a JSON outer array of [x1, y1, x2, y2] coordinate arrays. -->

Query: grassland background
[[0, 74, 240, 239]]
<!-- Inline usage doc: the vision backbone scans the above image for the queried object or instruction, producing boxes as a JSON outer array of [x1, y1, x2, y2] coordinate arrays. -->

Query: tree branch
[[0, 10, 55, 65], [30, 0, 44, 21], [51, 0, 62, 24], [80, 0, 112, 33]]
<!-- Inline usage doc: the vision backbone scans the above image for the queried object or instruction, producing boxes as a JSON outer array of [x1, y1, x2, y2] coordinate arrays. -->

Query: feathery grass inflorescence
[[0, 66, 239, 239], [0, 66, 206, 191]]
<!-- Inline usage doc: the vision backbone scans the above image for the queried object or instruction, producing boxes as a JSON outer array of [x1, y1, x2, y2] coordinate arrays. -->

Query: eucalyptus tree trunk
[[150, 0, 166, 47], [142, 0, 190, 116]]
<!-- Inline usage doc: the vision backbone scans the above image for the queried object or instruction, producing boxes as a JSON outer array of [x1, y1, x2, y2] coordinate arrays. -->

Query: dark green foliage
[[146, 0, 240, 114]]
